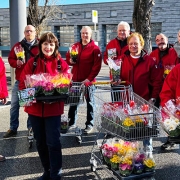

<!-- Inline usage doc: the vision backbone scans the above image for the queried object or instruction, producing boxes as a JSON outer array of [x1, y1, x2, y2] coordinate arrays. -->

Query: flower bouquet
[[133, 152, 146, 174], [122, 117, 135, 133], [107, 58, 122, 82], [143, 157, 155, 172], [61, 114, 69, 133], [23, 72, 72, 104], [163, 65, 175, 78], [14, 44, 25, 62], [69, 45, 78, 63], [160, 99, 180, 137], [119, 155, 134, 177]]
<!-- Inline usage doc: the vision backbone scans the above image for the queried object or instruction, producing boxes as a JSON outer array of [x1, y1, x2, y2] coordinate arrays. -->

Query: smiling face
[[128, 35, 143, 56], [155, 34, 168, 51], [81, 27, 92, 45], [41, 41, 55, 57], [117, 24, 130, 41]]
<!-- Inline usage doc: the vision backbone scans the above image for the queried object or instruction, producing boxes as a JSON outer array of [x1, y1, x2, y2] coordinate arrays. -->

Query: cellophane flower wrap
[[164, 65, 175, 78], [160, 98, 180, 137], [101, 100, 154, 134], [25, 72, 72, 97], [61, 114, 69, 133], [101, 138, 139, 173], [14, 44, 25, 62], [143, 156, 156, 172], [69, 45, 78, 62]]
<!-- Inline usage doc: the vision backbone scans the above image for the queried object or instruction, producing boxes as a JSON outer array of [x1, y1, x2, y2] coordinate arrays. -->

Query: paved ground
[[1, 59, 180, 180]]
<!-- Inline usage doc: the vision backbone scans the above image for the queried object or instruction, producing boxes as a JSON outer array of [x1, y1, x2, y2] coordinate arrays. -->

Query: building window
[[0, 27, 10, 46], [54, 26, 74, 47], [85, 12, 91, 19], [110, 11, 117, 17]]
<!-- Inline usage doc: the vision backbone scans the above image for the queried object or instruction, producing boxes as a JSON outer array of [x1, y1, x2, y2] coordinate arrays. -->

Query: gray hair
[[117, 21, 130, 31], [80, 26, 92, 34]]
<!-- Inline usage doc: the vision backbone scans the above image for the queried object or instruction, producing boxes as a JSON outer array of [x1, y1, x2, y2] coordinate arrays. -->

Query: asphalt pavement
[[0, 60, 180, 180]]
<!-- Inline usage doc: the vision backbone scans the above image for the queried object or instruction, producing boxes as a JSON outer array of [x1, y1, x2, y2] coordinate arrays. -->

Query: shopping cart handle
[[92, 81, 126, 85]]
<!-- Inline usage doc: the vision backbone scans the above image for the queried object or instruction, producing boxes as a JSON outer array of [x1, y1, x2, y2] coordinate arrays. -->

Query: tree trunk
[[133, 0, 155, 54]]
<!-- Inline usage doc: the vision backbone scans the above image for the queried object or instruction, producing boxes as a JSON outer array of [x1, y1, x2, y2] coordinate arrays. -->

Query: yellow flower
[[164, 69, 171, 75], [110, 155, 121, 164], [144, 158, 155, 168], [16, 51, 25, 59], [121, 156, 133, 165], [135, 116, 143, 123], [122, 117, 135, 127]]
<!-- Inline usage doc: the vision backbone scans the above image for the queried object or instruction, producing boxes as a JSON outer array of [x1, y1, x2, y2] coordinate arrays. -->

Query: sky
[[0, 0, 131, 8]]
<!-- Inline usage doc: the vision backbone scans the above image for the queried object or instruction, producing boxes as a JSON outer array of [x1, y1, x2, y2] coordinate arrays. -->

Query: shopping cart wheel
[[29, 140, 33, 149], [91, 164, 96, 172], [76, 136, 82, 144], [90, 158, 97, 172]]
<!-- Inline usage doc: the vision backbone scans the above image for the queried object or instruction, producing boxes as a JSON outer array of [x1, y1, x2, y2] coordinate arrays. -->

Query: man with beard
[[150, 33, 179, 150]]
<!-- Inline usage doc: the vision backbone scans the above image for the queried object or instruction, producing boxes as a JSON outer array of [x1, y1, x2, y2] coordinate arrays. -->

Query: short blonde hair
[[127, 32, 144, 48]]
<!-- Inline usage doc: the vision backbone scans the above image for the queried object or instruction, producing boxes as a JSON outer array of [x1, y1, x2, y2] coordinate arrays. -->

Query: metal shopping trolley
[[61, 82, 85, 144], [88, 82, 160, 179]]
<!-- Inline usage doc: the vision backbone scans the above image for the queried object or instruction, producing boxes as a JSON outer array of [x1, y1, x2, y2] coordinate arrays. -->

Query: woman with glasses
[[112, 32, 162, 154]]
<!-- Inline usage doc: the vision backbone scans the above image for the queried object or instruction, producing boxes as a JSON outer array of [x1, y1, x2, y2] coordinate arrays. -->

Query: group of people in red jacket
[[103, 21, 180, 151], [1, 22, 180, 180]]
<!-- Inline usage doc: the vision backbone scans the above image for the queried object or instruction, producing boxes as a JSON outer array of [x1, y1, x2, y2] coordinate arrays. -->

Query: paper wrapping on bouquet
[[107, 48, 117, 60], [158, 99, 180, 137], [107, 58, 122, 82], [18, 88, 36, 107], [14, 44, 25, 62]]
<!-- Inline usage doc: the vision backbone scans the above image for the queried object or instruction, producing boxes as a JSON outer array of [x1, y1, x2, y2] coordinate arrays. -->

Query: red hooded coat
[[0, 57, 8, 98], [160, 64, 180, 106], [8, 40, 39, 81], [19, 55, 69, 117], [66, 40, 102, 82], [120, 51, 162, 101]]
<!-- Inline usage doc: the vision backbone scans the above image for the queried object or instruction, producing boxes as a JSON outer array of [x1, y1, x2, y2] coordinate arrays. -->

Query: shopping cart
[[88, 82, 160, 179], [61, 82, 85, 144]]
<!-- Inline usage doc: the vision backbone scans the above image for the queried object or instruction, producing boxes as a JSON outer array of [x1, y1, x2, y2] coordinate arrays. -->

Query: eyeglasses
[[25, 30, 35, 33], [129, 43, 139, 46]]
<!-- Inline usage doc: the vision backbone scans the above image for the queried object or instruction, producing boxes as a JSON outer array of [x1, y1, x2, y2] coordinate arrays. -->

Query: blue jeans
[[10, 81, 31, 131], [68, 88, 94, 127], [29, 114, 62, 180], [143, 138, 153, 152]]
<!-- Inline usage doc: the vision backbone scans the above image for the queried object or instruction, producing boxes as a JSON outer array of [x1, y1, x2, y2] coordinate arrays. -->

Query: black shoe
[[37, 171, 50, 180], [3, 129, 17, 138], [84, 126, 93, 134], [161, 141, 175, 150]]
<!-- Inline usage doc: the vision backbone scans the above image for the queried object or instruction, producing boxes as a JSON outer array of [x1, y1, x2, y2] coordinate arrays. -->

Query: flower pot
[[110, 162, 119, 170], [43, 89, 54, 96], [119, 169, 132, 177]]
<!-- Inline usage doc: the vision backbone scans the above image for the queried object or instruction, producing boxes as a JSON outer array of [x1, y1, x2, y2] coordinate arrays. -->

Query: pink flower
[[119, 164, 132, 171]]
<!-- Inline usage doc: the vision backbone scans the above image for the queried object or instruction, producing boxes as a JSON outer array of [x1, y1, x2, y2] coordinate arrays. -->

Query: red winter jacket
[[0, 57, 8, 98], [8, 40, 39, 81], [103, 38, 129, 65], [160, 64, 180, 106], [149, 46, 179, 81], [120, 51, 162, 101], [19, 55, 69, 117], [66, 40, 102, 82]]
